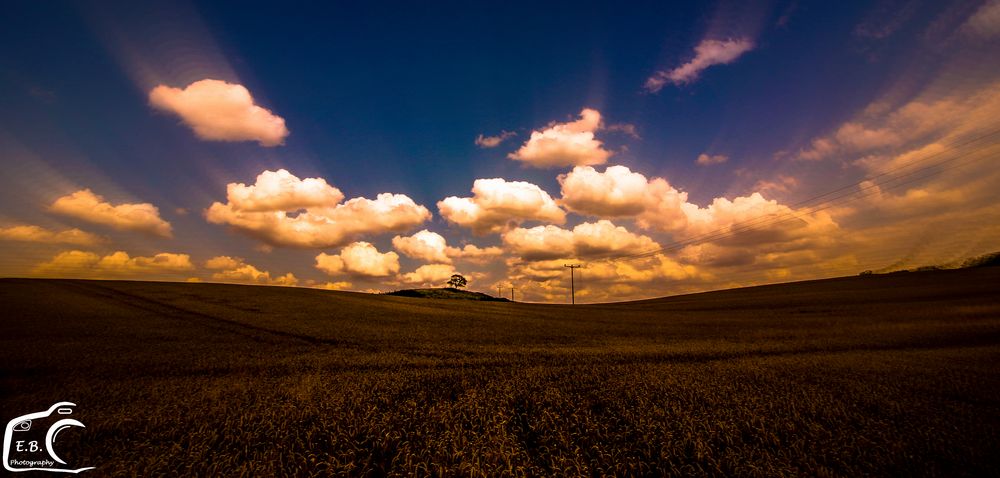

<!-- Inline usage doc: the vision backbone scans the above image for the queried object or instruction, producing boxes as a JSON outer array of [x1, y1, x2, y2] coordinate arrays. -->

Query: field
[[2, 268, 999, 476]]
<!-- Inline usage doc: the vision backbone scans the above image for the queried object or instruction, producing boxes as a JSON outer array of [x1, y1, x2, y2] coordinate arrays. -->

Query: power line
[[595, 129, 1000, 264]]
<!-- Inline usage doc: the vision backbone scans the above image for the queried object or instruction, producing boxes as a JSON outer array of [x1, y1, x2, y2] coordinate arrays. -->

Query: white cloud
[[503, 220, 659, 261], [645, 38, 755, 91], [315, 242, 400, 277], [392, 229, 451, 263], [696, 153, 729, 166], [204, 255, 245, 270], [206, 169, 431, 248], [475, 130, 516, 148], [438, 178, 565, 234], [558, 165, 652, 217], [0, 225, 104, 246], [34, 250, 193, 277], [508, 108, 612, 168], [50, 189, 172, 238], [223, 169, 344, 212], [148, 79, 289, 146]]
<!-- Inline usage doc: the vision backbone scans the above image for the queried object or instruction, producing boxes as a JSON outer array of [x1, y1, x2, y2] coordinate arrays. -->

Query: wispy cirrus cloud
[[645, 38, 755, 91]]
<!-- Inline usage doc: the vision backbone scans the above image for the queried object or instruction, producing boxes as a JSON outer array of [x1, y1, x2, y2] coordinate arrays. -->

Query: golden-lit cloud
[[508, 108, 612, 168], [315, 242, 400, 277], [392, 229, 451, 263], [0, 225, 105, 246], [438, 178, 565, 234], [475, 130, 516, 148], [392, 229, 504, 265], [645, 38, 755, 91], [33, 250, 193, 277], [50, 189, 172, 238], [503, 220, 659, 261], [207, 169, 431, 248], [205, 255, 298, 286], [400, 263, 458, 285], [447, 244, 503, 264], [148, 79, 289, 146], [315, 281, 352, 290]]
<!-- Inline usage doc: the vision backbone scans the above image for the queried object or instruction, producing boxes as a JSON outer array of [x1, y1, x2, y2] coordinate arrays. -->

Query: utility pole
[[497, 284, 503, 298], [564, 264, 581, 304], [510, 286, 515, 302]]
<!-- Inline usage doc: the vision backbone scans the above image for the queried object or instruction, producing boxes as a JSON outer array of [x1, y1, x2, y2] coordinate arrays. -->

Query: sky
[[1, 0, 999, 302]]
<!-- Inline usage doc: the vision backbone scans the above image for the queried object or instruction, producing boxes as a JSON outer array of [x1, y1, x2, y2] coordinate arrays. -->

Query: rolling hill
[[1, 267, 999, 476]]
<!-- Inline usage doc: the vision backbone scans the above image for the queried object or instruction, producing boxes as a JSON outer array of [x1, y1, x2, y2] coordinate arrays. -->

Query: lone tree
[[447, 274, 467, 289]]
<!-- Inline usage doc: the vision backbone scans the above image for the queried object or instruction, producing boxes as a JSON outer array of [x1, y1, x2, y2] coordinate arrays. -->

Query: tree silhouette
[[447, 274, 467, 289]]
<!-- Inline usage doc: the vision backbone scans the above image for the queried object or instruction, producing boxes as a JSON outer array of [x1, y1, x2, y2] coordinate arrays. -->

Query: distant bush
[[961, 251, 1000, 269]]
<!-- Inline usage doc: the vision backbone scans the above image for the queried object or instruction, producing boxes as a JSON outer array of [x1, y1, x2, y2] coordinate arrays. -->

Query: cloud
[[50, 189, 172, 238], [508, 108, 612, 168], [557, 165, 839, 251], [206, 169, 431, 248], [447, 244, 503, 264], [223, 169, 344, 212], [961, 0, 1000, 39], [316, 281, 352, 290], [34, 250, 193, 277], [475, 130, 516, 148], [148, 79, 289, 146], [558, 165, 654, 217], [392, 229, 451, 263], [400, 263, 458, 285], [206, 256, 298, 286], [0, 225, 104, 246], [645, 38, 755, 91], [438, 178, 566, 234], [696, 153, 729, 166], [503, 220, 659, 261], [605, 123, 640, 139], [204, 255, 244, 270], [315, 242, 400, 277]]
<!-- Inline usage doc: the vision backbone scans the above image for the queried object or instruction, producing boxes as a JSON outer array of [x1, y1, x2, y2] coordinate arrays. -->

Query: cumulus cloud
[[392, 229, 451, 263], [696, 153, 729, 166], [34, 250, 193, 277], [50, 189, 172, 237], [438, 178, 565, 234], [447, 244, 503, 264], [508, 108, 612, 168], [206, 169, 431, 248], [503, 220, 659, 261], [557, 165, 839, 251], [645, 38, 755, 91], [475, 130, 516, 148], [223, 169, 344, 212], [315, 242, 400, 277], [558, 165, 653, 217], [206, 256, 298, 286], [0, 225, 104, 246], [148, 79, 289, 146], [400, 263, 458, 285]]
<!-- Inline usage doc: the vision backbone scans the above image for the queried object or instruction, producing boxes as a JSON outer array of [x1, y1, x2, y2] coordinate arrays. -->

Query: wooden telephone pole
[[510, 286, 516, 302], [564, 264, 581, 304]]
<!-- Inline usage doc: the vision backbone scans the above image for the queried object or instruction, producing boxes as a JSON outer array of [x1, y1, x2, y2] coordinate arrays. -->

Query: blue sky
[[2, 0, 999, 301]]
